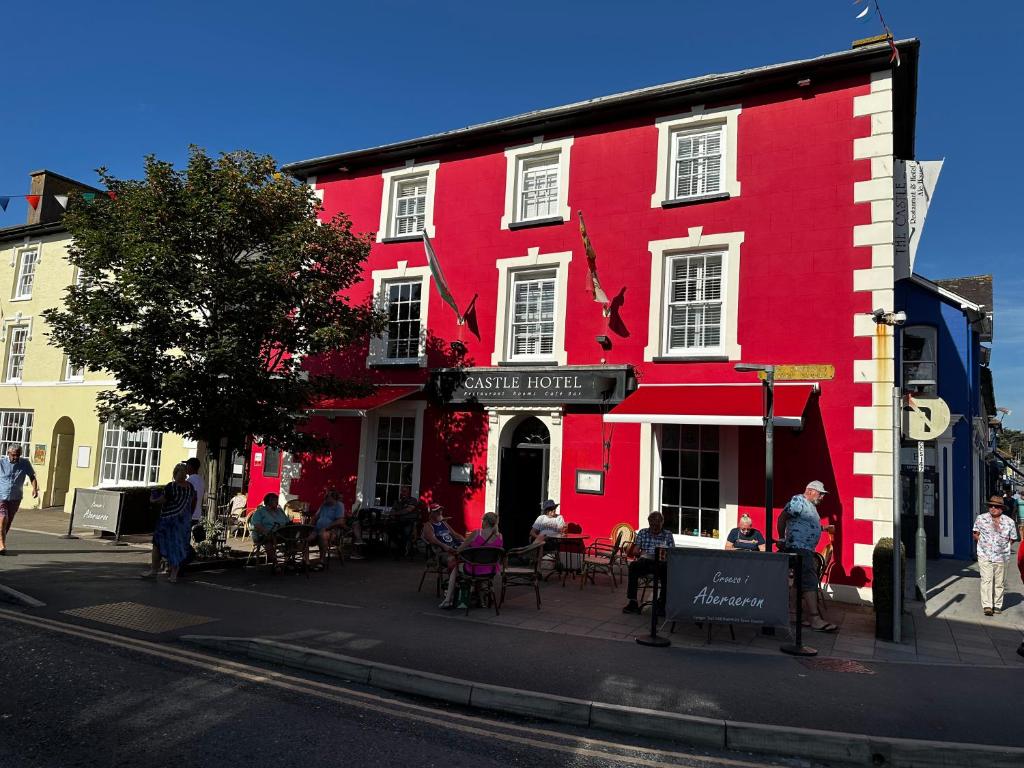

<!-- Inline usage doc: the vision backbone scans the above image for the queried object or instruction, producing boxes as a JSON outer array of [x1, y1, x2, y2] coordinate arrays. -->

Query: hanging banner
[[894, 159, 943, 280]]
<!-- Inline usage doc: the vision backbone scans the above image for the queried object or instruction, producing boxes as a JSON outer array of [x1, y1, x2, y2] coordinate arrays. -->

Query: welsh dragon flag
[[578, 210, 610, 307], [423, 232, 462, 323]]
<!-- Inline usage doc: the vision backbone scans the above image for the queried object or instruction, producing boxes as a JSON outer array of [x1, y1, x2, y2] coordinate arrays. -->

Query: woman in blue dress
[[142, 463, 195, 583]]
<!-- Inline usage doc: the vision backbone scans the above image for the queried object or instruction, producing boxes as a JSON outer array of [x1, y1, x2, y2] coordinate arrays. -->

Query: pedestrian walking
[[780, 480, 837, 632], [973, 495, 1019, 616], [185, 457, 205, 523], [0, 444, 39, 555], [142, 463, 196, 583]]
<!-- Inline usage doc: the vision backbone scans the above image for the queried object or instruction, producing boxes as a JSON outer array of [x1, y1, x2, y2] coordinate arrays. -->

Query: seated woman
[[529, 499, 566, 542], [308, 489, 349, 568], [725, 515, 766, 552], [440, 512, 503, 609], [421, 503, 463, 569], [249, 493, 291, 571]]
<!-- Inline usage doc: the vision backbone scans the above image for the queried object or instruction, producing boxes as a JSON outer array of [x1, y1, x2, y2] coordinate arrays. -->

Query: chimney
[[27, 170, 103, 226]]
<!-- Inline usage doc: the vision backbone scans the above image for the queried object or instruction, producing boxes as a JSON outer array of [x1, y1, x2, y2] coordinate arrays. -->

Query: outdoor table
[[357, 507, 390, 552], [542, 534, 590, 584], [276, 524, 315, 572]]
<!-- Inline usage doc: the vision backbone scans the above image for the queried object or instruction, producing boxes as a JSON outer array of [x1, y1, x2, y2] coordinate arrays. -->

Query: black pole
[[60, 489, 79, 539], [780, 552, 817, 656], [110, 494, 127, 546], [764, 371, 775, 552], [636, 549, 671, 647]]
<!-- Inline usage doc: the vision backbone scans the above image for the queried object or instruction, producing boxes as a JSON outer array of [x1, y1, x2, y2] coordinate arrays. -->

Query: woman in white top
[[529, 499, 566, 542]]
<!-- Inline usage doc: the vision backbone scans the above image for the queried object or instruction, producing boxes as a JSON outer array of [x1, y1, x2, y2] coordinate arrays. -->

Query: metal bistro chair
[[500, 541, 544, 610], [815, 536, 836, 619], [453, 546, 504, 616], [418, 544, 450, 597], [580, 532, 624, 591]]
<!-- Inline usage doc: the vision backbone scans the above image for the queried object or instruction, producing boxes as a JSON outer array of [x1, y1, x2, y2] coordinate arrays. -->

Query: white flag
[[54, 195, 69, 209], [894, 160, 943, 280]]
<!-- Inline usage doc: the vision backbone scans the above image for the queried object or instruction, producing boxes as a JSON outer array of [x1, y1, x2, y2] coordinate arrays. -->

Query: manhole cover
[[63, 602, 216, 634], [799, 658, 875, 675]]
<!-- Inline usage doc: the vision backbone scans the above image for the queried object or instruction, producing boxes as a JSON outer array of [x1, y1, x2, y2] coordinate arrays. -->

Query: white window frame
[[492, 248, 572, 366], [368, 261, 431, 367], [651, 103, 741, 208], [64, 357, 85, 382], [645, 228, 743, 362], [356, 401, 425, 507], [501, 137, 573, 228], [100, 422, 164, 486], [4, 326, 29, 383], [0, 409, 33, 454], [669, 124, 725, 201], [377, 161, 439, 241], [12, 246, 40, 300], [662, 251, 726, 356], [507, 270, 558, 362]]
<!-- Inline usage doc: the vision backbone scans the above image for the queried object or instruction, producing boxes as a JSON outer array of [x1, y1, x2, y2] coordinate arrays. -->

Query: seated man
[[308, 489, 355, 566], [529, 499, 566, 542], [725, 514, 765, 552], [622, 512, 675, 615], [389, 485, 426, 559], [249, 493, 291, 569], [421, 503, 463, 571], [228, 490, 248, 536]]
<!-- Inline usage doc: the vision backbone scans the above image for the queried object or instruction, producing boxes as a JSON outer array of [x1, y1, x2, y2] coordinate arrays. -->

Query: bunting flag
[[107, 191, 117, 200], [578, 210, 610, 315], [0, 190, 115, 214], [423, 232, 462, 324], [82, 193, 96, 202], [54, 195, 69, 209], [0, 197, 9, 212], [851, 0, 900, 67], [25, 195, 41, 210]]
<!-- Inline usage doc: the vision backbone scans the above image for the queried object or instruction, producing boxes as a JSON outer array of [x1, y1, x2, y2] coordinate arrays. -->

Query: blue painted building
[[895, 274, 994, 559]]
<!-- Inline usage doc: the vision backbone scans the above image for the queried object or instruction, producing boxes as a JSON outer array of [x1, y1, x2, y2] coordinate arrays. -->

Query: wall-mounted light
[[595, 334, 611, 350]]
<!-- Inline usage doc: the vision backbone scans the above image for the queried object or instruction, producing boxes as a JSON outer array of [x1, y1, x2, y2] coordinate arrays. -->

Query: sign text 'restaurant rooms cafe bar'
[[246, 39, 921, 603]]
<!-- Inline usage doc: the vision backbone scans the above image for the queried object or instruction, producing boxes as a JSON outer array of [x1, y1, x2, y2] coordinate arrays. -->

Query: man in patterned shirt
[[973, 495, 1020, 616], [622, 512, 675, 615]]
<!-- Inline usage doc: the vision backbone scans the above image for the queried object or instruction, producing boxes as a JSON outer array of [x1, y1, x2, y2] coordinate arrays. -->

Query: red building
[[249, 39, 920, 602]]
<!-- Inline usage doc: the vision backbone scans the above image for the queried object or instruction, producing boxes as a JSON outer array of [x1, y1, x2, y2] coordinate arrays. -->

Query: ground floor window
[[101, 423, 163, 485], [0, 409, 33, 454], [372, 415, 415, 507], [658, 424, 720, 539]]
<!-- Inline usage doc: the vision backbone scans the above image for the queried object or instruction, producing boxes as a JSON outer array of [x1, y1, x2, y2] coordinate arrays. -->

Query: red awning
[[313, 385, 421, 416], [603, 384, 817, 427]]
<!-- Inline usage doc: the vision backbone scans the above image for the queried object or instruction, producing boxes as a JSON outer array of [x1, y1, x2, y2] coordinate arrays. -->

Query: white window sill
[[654, 352, 728, 362], [499, 359, 559, 367], [507, 216, 564, 230], [660, 192, 731, 208], [674, 534, 725, 550], [367, 356, 427, 368], [381, 234, 424, 244], [9, 296, 32, 302]]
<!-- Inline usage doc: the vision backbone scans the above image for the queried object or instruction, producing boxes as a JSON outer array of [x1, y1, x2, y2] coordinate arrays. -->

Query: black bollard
[[780, 551, 817, 656], [636, 548, 671, 648]]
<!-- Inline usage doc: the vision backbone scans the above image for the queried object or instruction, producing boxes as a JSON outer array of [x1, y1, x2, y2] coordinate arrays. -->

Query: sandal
[[140, 570, 158, 579], [812, 623, 839, 633]]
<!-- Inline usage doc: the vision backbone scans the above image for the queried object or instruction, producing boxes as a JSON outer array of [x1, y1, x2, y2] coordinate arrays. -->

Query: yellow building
[[0, 171, 192, 514]]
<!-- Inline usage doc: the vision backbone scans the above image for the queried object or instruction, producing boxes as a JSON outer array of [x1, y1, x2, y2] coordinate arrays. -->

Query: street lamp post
[[735, 364, 776, 550]]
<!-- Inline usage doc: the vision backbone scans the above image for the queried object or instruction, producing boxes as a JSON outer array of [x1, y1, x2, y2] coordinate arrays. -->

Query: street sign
[[917, 441, 925, 472], [757, 364, 835, 381], [902, 395, 951, 441]]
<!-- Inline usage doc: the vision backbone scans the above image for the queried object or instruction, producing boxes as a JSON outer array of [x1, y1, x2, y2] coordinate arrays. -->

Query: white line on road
[[0, 607, 777, 768], [191, 580, 362, 610]]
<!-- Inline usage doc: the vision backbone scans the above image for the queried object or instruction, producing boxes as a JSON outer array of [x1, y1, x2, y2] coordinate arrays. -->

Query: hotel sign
[[429, 366, 632, 405]]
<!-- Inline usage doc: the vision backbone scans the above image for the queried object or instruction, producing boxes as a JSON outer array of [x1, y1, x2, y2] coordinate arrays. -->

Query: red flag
[[25, 195, 41, 209], [578, 211, 610, 315], [107, 191, 117, 200]]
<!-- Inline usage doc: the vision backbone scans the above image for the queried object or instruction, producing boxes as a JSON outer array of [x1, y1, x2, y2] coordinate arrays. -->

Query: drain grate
[[799, 657, 875, 675], [62, 602, 216, 634]]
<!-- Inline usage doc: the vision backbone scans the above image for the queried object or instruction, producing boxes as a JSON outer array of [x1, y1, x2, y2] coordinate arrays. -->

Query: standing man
[[973, 495, 1019, 616], [781, 480, 837, 633], [185, 458, 205, 524], [621, 512, 675, 615], [1001, 484, 1019, 532], [0, 445, 38, 555]]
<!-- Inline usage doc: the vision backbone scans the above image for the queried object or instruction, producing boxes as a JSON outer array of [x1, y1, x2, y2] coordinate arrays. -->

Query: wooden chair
[[418, 544, 449, 597], [453, 546, 504, 616], [500, 542, 544, 610], [580, 532, 623, 590], [815, 536, 835, 618]]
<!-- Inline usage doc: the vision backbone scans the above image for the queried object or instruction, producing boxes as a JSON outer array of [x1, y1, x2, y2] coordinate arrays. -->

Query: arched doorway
[[48, 417, 75, 508], [497, 416, 550, 547]]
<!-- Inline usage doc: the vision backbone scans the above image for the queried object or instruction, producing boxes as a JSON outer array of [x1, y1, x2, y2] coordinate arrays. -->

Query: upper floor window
[[262, 446, 282, 478], [377, 161, 439, 242], [369, 262, 430, 367], [671, 126, 724, 200], [65, 357, 85, 382], [101, 422, 163, 485], [664, 252, 723, 353], [644, 229, 743, 362], [510, 270, 556, 359], [4, 326, 29, 382], [13, 248, 39, 300], [0, 409, 33, 455], [651, 103, 741, 208], [501, 137, 573, 229], [902, 325, 937, 395]]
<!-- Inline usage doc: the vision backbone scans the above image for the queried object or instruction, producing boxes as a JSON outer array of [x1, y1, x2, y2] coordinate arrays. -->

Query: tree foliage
[[43, 147, 384, 459], [998, 429, 1024, 461]]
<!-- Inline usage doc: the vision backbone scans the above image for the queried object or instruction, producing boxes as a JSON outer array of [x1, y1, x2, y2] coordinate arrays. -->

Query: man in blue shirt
[[622, 511, 675, 615], [0, 444, 39, 555], [781, 480, 836, 632]]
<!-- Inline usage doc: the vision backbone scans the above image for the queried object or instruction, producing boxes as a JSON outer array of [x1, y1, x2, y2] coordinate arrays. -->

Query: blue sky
[[2, 1, 1021, 426]]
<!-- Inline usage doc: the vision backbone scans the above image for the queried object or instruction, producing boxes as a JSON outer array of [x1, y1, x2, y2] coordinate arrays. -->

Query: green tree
[[998, 429, 1024, 461], [43, 147, 384, 504]]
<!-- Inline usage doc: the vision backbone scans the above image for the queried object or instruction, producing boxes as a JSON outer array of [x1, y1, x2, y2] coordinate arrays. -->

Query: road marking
[[10, 528, 151, 549], [63, 602, 216, 634], [0, 607, 779, 768], [191, 580, 361, 610]]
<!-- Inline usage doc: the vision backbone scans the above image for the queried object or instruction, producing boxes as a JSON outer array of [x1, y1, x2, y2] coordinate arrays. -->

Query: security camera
[[871, 309, 906, 326]]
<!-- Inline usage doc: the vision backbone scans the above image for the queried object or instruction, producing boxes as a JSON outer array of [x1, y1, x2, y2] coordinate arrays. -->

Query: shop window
[[4, 326, 29, 382], [658, 424, 720, 539], [0, 409, 33, 454], [372, 415, 416, 507], [101, 422, 163, 485], [263, 446, 282, 478], [902, 325, 937, 395], [13, 248, 39, 300], [664, 252, 723, 354]]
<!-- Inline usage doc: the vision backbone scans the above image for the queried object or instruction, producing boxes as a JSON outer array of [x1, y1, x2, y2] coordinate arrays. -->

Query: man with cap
[[781, 480, 837, 632], [0, 444, 38, 555], [529, 499, 566, 542], [973, 495, 1020, 616]]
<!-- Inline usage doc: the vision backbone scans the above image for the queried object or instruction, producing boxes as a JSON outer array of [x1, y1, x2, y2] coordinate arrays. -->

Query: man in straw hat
[[973, 495, 1020, 616]]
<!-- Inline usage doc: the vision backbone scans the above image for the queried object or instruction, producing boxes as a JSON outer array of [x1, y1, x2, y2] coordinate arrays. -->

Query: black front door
[[498, 445, 548, 548]]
